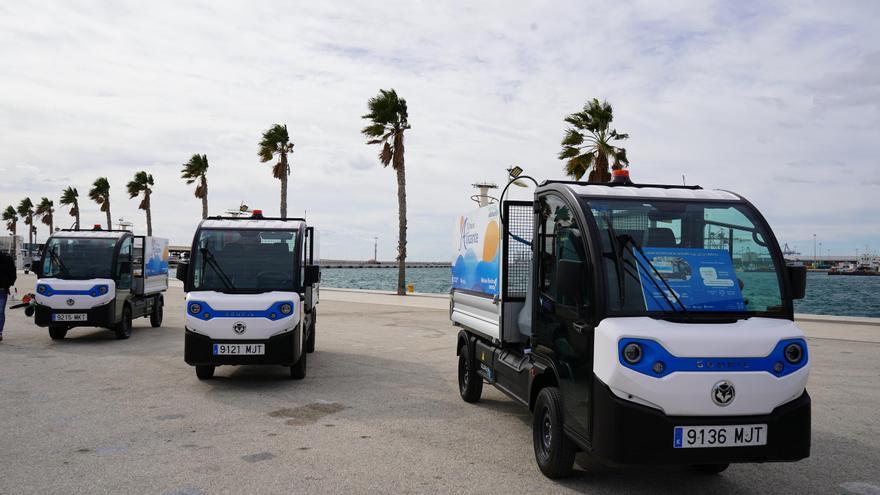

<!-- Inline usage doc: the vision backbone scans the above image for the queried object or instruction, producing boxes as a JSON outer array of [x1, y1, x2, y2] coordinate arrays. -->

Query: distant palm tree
[[258, 124, 294, 218], [35, 197, 55, 235], [361, 89, 411, 296], [181, 154, 210, 219], [60, 186, 80, 229], [558, 98, 629, 182], [127, 171, 155, 236], [16, 198, 35, 257], [2, 206, 17, 259], [89, 177, 112, 229]]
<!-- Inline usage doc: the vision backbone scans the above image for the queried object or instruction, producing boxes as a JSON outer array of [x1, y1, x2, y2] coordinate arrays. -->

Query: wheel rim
[[540, 408, 553, 454], [459, 354, 469, 392]]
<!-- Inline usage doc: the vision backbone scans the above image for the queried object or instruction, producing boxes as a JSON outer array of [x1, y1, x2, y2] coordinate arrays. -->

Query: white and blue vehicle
[[451, 171, 810, 478], [34, 228, 169, 340], [175, 210, 320, 380]]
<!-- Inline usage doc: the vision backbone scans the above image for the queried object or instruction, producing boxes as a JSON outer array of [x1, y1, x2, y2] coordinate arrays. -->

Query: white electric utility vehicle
[[451, 170, 810, 478], [176, 210, 320, 380], [34, 227, 169, 340]]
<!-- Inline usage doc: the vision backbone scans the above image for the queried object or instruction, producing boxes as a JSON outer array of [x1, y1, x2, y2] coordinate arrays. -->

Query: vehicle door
[[114, 236, 133, 319], [533, 194, 595, 438]]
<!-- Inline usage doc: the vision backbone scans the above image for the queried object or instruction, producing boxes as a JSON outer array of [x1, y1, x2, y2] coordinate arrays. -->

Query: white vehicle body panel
[[594, 317, 809, 416], [185, 291, 302, 340], [35, 278, 116, 310]]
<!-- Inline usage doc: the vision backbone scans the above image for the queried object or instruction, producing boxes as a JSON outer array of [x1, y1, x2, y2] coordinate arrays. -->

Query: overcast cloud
[[1, 0, 878, 260]]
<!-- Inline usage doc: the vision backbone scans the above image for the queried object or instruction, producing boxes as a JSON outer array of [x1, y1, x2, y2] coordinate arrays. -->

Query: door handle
[[572, 321, 588, 334]]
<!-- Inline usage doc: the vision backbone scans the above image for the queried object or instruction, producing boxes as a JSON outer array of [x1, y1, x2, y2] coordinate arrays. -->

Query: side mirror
[[556, 259, 584, 308], [787, 264, 807, 300], [304, 265, 321, 286], [176, 261, 189, 284]]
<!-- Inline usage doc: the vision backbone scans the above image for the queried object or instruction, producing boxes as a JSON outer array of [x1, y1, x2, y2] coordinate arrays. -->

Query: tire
[[533, 387, 577, 479], [150, 299, 163, 328], [693, 463, 730, 475], [114, 306, 133, 340], [290, 347, 307, 380], [458, 343, 483, 403], [195, 365, 215, 380], [305, 310, 316, 353], [48, 326, 67, 340]]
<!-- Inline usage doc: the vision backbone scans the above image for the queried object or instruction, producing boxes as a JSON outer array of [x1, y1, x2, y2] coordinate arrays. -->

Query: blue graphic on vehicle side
[[187, 301, 296, 321], [618, 338, 808, 378], [36, 284, 110, 298]]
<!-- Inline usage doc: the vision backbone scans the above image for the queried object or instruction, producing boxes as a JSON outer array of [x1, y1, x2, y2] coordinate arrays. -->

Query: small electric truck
[[176, 210, 320, 380], [451, 171, 810, 478], [35, 227, 169, 340]]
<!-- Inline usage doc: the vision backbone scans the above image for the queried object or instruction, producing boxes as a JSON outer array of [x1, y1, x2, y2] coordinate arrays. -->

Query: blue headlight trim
[[187, 301, 296, 321], [618, 338, 808, 378], [36, 284, 110, 298]]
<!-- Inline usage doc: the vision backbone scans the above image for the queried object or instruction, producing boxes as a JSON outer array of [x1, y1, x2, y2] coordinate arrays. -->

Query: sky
[[1, 0, 878, 261]]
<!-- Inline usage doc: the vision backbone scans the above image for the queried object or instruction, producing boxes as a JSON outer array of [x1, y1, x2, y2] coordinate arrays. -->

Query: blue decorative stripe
[[618, 338, 808, 378], [37, 284, 109, 298], [188, 301, 295, 321]]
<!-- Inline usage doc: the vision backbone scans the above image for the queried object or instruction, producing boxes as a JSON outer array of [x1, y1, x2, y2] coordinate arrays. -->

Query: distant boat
[[829, 253, 880, 276]]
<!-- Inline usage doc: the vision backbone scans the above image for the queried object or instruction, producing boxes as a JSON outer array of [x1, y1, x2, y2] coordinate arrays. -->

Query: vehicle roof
[[51, 230, 128, 239], [200, 219, 302, 230], [566, 184, 740, 201]]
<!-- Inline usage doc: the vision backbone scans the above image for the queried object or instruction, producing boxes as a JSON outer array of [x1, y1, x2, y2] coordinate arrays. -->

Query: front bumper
[[589, 378, 811, 466], [34, 301, 116, 328], [184, 326, 301, 366]]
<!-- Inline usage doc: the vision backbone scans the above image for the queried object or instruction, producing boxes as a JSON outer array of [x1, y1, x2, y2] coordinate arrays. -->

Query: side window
[[116, 237, 133, 290], [539, 195, 589, 308]]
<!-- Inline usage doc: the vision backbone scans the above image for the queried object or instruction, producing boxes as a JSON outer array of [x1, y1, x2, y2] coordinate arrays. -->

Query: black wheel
[[114, 306, 132, 340], [458, 343, 483, 403], [150, 299, 163, 328], [693, 463, 730, 475], [305, 310, 316, 353], [48, 326, 67, 340], [290, 348, 307, 380], [195, 365, 215, 380], [533, 387, 577, 479]]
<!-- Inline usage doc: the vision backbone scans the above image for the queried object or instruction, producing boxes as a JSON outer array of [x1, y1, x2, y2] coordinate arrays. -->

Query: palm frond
[[258, 124, 291, 163], [89, 177, 110, 203], [379, 142, 393, 166]]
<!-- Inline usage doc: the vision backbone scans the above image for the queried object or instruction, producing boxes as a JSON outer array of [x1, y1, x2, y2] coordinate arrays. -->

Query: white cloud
[[0, 0, 878, 259]]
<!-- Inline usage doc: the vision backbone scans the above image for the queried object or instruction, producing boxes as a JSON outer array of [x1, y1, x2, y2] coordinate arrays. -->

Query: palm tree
[[89, 177, 112, 229], [2, 206, 17, 260], [258, 124, 294, 218], [558, 98, 629, 182], [60, 186, 80, 229], [35, 197, 54, 235], [181, 154, 210, 219], [16, 198, 35, 258], [127, 171, 154, 236], [361, 89, 411, 296]]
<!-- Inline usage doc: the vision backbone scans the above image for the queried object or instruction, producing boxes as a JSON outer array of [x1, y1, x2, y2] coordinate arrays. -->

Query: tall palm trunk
[[201, 177, 209, 219], [393, 131, 407, 296], [48, 218, 53, 234], [27, 215, 33, 256], [146, 207, 152, 236], [280, 153, 288, 219], [74, 203, 80, 230], [105, 204, 112, 230]]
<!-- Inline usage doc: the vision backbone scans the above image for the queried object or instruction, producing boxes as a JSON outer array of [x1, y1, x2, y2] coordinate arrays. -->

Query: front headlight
[[623, 343, 643, 364], [98, 285, 108, 294], [280, 303, 292, 315], [188, 303, 202, 315], [37, 285, 47, 294], [784, 343, 804, 364]]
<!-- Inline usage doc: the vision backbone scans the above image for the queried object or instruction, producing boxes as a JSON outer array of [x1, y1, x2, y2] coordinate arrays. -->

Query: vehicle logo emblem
[[66, 298, 75, 307], [711, 380, 735, 407], [232, 321, 247, 335]]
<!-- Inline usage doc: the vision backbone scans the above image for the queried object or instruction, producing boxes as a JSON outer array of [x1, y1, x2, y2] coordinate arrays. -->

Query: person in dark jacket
[[0, 251, 16, 341]]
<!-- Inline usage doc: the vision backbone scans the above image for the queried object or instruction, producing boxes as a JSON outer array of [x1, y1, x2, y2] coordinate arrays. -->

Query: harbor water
[[320, 268, 880, 318]]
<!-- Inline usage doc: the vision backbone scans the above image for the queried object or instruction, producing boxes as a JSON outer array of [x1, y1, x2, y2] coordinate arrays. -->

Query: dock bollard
[[407, 284, 415, 293]]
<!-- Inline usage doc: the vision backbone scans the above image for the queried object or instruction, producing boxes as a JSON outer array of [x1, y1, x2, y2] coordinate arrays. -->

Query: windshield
[[586, 199, 786, 316], [42, 237, 117, 279], [190, 228, 298, 292]]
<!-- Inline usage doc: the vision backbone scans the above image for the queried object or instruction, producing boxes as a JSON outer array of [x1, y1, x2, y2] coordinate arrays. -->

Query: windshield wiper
[[618, 235, 688, 313], [47, 246, 71, 278], [200, 247, 234, 290]]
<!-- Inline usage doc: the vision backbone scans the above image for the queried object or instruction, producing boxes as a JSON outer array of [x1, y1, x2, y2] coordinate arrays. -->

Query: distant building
[[0, 235, 26, 269]]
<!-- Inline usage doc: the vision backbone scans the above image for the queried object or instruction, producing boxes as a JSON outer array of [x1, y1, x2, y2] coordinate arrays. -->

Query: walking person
[[0, 250, 16, 341]]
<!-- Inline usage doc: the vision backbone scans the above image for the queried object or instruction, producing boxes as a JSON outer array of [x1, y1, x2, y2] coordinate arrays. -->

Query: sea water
[[320, 268, 880, 318]]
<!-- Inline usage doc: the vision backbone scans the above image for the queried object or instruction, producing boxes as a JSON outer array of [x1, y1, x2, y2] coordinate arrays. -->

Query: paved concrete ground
[[1, 274, 879, 494]]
